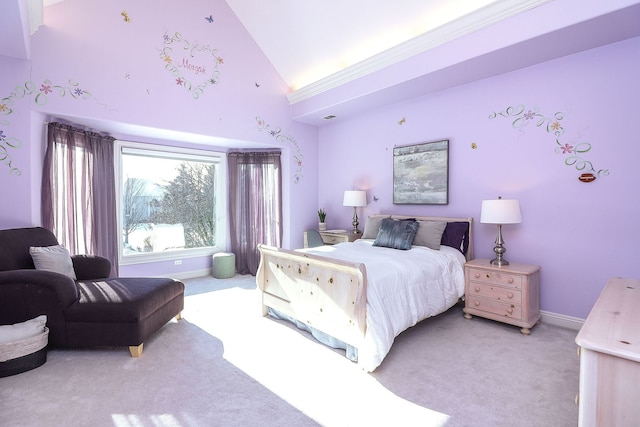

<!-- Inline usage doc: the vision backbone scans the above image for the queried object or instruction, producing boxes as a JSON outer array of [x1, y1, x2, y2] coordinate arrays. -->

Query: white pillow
[[0, 315, 47, 344], [30, 244, 77, 280]]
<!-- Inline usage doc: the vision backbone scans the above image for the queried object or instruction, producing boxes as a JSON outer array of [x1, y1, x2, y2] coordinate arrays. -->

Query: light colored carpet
[[0, 274, 579, 426]]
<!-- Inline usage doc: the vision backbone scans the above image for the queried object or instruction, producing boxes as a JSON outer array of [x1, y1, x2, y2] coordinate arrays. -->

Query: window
[[116, 141, 227, 264]]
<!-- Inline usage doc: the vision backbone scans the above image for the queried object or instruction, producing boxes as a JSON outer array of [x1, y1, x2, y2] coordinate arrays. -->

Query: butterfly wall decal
[[373, 196, 379, 202], [255, 82, 260, 88], [205, 15, 214, 23], [121, 11, 131, 23]]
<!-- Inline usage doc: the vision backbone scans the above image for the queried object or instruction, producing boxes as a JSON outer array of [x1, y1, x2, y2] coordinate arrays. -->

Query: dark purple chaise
[[0, 227, 184, 357]]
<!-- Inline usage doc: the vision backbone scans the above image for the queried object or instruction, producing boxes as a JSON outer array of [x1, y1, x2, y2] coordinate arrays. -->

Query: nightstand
[[319, 230, 362, 244], [303, 230, 362, 247], [463, 259, 540, 334]]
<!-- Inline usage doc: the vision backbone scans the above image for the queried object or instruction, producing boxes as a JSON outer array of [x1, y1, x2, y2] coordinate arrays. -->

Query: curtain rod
[[45, 120, 113, 138]]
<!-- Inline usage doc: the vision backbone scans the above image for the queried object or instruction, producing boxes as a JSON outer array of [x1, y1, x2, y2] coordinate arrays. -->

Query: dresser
[[303, 230, 362, 247], [575, 277, 640, 427], [463, 259, 540, 334]]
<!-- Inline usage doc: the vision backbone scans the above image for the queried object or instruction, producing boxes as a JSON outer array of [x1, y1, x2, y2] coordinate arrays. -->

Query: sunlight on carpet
[[183, 276, 451, 427]]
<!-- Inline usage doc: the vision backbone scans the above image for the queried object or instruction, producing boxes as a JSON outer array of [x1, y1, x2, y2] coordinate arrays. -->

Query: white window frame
[[115, 140, 227, 265]]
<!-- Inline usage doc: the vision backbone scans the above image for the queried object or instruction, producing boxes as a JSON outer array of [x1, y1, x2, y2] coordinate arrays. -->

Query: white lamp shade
[[343, 190, 367, 207], [480, 199, 522, 224]]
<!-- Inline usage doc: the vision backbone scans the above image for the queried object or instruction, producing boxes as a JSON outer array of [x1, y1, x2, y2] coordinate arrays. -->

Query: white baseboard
[[156, 268, 212, 280], [540, 310, 585, 331]]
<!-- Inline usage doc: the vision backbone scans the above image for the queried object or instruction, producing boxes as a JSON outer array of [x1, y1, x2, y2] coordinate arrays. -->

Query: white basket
[[0, 327, 49, 362]]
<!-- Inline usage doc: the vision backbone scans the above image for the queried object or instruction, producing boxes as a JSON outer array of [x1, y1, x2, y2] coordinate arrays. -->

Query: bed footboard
[[256, 244, 367, 349]]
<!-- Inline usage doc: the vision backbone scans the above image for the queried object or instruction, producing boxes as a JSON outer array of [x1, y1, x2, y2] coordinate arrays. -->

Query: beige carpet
[[0, 274, 580, 426]]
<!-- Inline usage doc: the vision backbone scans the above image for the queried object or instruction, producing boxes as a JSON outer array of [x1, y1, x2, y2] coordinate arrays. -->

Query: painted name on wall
[[178, 58, 206, 75]]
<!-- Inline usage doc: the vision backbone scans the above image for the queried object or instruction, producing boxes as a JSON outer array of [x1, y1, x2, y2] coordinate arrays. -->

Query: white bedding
[[301, 239, 466, 372]]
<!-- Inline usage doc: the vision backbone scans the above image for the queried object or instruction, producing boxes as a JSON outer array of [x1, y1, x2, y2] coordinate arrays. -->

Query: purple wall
[[0, 0, 320, 276], [317, 36, 640, 319]]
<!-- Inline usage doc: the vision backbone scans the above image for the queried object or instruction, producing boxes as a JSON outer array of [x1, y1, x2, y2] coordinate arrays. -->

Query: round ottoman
[[212, 252, 236, 279]]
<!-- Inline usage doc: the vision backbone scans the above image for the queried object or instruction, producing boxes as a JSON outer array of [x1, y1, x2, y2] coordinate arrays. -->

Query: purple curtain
[[42, 122, 118, 277], [228, 151, 282, 275]]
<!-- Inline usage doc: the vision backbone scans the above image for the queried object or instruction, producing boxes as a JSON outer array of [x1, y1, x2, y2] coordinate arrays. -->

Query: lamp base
[[490, 257, 509, 267], [351, 207, 360, 234], [491, 224, 509, 267]]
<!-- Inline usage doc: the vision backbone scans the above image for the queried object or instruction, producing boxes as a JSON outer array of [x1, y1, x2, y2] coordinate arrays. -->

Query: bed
[[256, 214, 474, 372]]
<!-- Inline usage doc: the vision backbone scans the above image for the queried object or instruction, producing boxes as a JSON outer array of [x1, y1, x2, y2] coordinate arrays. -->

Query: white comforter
[[303, 240, 466, 372]]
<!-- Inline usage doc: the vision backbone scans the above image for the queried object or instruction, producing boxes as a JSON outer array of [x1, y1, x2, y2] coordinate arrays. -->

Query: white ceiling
[[225, 0, 498, 92]]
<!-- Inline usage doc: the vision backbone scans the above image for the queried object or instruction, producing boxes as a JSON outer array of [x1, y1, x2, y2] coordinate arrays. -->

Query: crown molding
[[28, 0, 44, 35], [287, 0, 552, 104]]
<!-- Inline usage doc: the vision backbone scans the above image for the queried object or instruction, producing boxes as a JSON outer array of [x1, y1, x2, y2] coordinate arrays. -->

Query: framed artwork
[[393, 139, 449, 205]]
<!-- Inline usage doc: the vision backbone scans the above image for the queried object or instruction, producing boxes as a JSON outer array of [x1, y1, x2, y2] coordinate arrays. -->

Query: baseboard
[[160, 268, 212, 280], [540, 310, 585, 331]]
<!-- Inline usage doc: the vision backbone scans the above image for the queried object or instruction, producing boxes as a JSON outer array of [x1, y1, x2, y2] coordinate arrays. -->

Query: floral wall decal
[[159, 32, 224, 99], [256, 116, 304, 184], [489, 105, 609, 180], [0, 79, 110, 175]]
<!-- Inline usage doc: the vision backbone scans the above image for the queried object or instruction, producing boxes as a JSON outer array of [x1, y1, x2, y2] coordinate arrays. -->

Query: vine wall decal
[[256, 116, 304, 184], [489, 105, 609, 181], [159, 32, 224, 99], [0, 79, 109, 176]]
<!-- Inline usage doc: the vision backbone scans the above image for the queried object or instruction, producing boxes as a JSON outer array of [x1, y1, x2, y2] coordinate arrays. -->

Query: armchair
[[0, 227, 184, 357]]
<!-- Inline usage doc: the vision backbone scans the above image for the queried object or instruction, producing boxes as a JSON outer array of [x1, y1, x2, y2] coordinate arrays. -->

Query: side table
[[463, 258, 540, 334]]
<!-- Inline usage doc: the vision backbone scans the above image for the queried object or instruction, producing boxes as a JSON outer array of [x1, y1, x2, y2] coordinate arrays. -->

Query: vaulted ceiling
[[3, 0, 640, 127], [225, 0, 499, 92]]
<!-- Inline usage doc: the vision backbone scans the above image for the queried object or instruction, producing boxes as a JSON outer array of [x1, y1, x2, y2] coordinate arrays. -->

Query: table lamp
[[343, 190, 367, 234], [480, 197, 522, 266]]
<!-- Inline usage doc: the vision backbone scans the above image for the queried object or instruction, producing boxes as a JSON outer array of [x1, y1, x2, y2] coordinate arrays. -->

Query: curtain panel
[[228, 151, 282, 275], [42, 122, 118, 277]]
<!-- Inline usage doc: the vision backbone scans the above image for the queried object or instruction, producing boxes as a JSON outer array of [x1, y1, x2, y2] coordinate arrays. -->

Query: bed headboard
[[367, 214, 474, 261]]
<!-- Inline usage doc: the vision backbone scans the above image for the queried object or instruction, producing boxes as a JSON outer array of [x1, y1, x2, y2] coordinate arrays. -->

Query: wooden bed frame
[[256, 215, 474, 361]]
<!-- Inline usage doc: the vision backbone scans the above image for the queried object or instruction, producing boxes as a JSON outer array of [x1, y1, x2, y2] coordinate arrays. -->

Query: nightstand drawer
[[322, 234, 346, 244], [468, 296, 522, 320], [467, 282, 522, 304], [468, 268, 522, 289]]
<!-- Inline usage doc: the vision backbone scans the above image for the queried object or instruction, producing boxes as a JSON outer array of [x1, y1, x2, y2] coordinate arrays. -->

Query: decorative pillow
[[413, 220, 447, 250], [441, 222, 470, 255], [362, 215, 391, 239], [30, 245, 77, 280], [373, 218, 419, 250], [0, 315, 47, 345]]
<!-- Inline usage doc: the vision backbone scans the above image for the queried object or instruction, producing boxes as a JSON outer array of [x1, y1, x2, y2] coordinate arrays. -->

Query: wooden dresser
[[575, 277, 640, 427], [463, 259, 540, 334]]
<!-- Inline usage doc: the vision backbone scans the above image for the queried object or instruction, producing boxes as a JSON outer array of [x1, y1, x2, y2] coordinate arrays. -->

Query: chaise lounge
[[0, 227, 184, 357]]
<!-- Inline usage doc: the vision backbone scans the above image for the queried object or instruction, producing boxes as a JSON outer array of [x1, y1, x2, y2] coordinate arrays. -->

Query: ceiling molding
[[287, 0, 551, 104], [28, 0, 44, 35]]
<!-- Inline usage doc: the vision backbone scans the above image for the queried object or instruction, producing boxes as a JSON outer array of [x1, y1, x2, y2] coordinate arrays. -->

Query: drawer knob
[[474, 286, 480, 292], [507, 308, 513, 314], [508, 278, 514, 284], [507, 292, 514, 299], [474, 273, 480, 279], [474, 300, 480, 307]]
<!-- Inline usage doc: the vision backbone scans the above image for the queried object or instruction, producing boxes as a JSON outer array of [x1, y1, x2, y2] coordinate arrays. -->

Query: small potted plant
[[317, 209, 327, 231]]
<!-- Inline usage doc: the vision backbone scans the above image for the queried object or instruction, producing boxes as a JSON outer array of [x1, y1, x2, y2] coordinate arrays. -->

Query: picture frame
[[393, 139, 449, 205]]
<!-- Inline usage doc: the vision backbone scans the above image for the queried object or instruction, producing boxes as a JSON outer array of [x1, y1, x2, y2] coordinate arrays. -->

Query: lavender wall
[[0, 0, 319, 276], [0, 56, 37, 227], [317, 36, 640, 319]]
